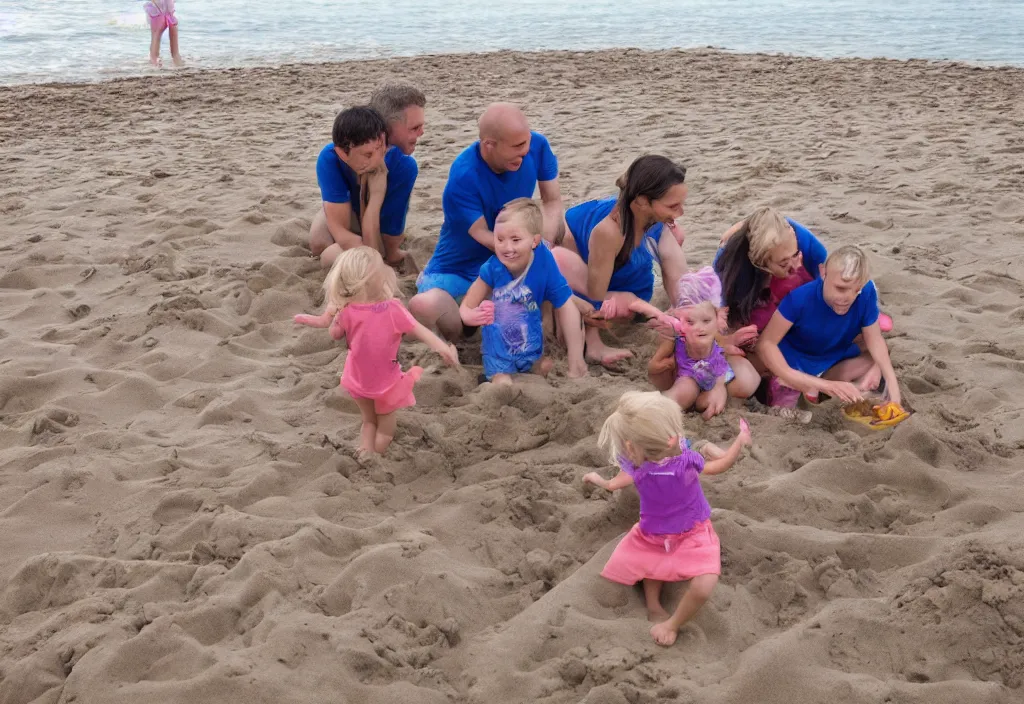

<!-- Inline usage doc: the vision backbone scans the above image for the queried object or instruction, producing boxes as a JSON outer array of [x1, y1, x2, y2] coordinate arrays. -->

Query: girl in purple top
[[648, 267, 761, 419], [584, 391, 751, 647]]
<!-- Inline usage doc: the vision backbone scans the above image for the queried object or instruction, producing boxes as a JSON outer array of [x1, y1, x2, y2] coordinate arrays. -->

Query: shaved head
[[477, 103, 532, 173], [478, 102, 529, 142]]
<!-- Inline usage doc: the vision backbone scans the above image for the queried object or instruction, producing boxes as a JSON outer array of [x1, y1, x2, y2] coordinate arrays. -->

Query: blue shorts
[[483, 349, 543, 380], [416, 269, 475, 303]]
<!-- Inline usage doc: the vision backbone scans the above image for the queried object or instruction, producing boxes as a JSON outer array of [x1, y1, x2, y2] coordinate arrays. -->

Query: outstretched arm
[[583, 470, 634, 491], [703, 419, 752, 475], [295, 306, 339, 329], [408, 320, 460, 367]]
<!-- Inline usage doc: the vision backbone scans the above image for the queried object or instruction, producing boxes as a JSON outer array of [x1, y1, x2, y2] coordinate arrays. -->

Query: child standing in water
[[648, 267, 760, 419], [143, 0, 183, 66], [295, 247, 459, 456], [757, 245, 903, 408], [584, 391, 751, 646], [459, 198, 587, 385]]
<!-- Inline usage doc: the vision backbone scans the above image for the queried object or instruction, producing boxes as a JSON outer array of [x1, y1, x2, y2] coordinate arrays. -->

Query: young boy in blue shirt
[[757, 245, 902, 408], [459, 199, 587, 385]]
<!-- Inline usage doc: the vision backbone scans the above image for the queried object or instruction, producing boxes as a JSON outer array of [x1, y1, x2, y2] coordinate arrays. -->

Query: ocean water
[[1, 0, 1022, 85]]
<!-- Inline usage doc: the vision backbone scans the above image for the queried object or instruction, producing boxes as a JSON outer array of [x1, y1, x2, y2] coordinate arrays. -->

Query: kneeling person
[[459, 199, 586, 385], [757, 245, 902, 407]]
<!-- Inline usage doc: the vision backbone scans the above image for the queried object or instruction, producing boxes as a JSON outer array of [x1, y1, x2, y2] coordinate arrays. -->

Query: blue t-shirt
[[776, 278, 879, 376], [425, 132, 559, 280], [565, 196, 664, 304], [478, 243, 572, 361], [713, 218, 828, 276], [315, 143, 418, 236]]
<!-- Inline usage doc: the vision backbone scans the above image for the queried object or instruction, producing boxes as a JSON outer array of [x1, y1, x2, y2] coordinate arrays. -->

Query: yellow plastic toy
[[843, 400, 911, 429]]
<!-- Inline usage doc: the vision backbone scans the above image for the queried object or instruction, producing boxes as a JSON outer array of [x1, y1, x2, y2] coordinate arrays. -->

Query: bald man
[[409, 103, 565, 341]]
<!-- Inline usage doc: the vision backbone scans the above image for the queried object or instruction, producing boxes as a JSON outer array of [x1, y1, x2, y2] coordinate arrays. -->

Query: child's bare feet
[[650, 620, 680, 646], [149, 57, 162, 67], [492, 374, 514, 386], [585, 339, 633, 368], [172, 56, 185, 67]]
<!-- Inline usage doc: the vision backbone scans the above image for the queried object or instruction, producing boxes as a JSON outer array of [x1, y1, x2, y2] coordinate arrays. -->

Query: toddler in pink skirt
[[295, 247, 459, 456], [584, 391, 751, 646]]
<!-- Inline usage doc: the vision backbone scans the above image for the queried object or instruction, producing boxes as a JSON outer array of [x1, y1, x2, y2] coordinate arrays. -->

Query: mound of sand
[[1, 49, 1023, 703]]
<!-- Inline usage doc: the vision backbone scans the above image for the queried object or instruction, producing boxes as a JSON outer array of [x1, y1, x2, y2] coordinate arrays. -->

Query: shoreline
[[3, 46, 1024, 92]]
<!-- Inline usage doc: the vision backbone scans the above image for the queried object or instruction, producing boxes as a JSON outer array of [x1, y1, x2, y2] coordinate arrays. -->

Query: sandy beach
[[1, 48, 1023, 703]]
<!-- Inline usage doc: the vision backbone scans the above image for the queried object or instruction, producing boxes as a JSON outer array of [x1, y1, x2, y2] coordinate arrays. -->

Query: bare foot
[[149, 57, 162, 67], [647, 605, 671, 623], [650, 620, 679, 646], [585, 343, 633, 368], [567, 357, 588, 379], [534, 357, 554, 378], [492, 374, 514, 386], [172, 56, 185, 67]]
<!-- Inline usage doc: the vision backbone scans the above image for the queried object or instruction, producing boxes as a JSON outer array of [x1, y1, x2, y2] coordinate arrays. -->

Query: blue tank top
[[564, 196, 664, 305]]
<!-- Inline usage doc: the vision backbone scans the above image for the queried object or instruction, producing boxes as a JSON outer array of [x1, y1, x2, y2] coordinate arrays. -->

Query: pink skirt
[[601, 519, 721, 585], [341, 366, 422, 415]]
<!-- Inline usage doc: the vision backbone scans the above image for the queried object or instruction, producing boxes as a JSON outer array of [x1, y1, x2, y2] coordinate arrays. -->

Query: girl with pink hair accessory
[[648, 267, 761, 419]]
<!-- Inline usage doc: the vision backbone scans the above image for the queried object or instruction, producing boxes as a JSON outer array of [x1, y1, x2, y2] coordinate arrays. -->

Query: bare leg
[[491, 373, 514, 386], [149, 26, 163, 65], [725, 355, 761, 399], [823, 352, 881, 394], [310, 208, 361, 268], [664, 376, 700, 411], [168, 24, 183, 66], [408, 288, 464, 341], [643, 579, 670, 622], [373, 410, 397, 454], [352, 397, 378, 456], [650, 573, 718, 646]]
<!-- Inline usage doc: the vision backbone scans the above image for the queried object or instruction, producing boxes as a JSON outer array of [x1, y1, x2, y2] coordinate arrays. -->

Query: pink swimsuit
[[144, 0, 178, 31]]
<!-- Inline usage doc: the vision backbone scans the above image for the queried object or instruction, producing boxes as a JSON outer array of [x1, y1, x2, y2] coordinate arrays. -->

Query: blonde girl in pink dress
[[143, 0, 183, 66], [295, 247, 460, 456]]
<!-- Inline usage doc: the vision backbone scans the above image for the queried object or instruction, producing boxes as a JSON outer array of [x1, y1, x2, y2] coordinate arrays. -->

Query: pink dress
[[144, 0, 178, 31], [333, 300, 423, 415]]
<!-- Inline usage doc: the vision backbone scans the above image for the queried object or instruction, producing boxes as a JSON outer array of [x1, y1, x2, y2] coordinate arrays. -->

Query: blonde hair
[[825, 245, 870, 283], [598, 391, 687, 465], [744, 206, 793, 268], [496, 197, 543, 237], [322, 246, 397, 310]]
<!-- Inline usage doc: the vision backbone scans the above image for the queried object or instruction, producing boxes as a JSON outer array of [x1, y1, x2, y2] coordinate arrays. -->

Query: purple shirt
[[619, 442, 711, 535], [675, 339, 730, 392]]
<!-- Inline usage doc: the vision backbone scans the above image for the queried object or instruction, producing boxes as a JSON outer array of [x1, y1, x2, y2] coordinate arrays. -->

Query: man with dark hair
[[309, 85, 426, 269]]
